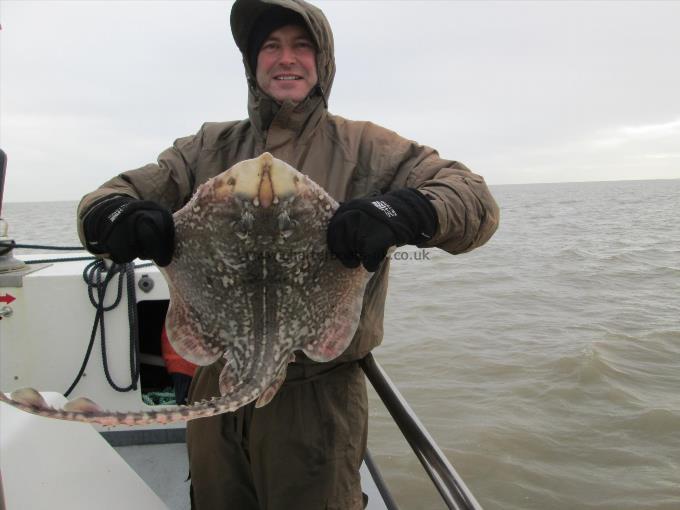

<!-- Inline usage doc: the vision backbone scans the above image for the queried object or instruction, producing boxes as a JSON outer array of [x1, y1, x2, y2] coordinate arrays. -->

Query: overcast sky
[[1, 0, 679, 202]]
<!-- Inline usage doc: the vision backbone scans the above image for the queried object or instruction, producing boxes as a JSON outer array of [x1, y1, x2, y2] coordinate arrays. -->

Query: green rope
[[142, 387, 176, 406]]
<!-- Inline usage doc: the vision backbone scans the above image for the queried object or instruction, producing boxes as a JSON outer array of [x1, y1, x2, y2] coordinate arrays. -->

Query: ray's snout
[[217, 152, 301, 207], [258, 165, 274, 208]]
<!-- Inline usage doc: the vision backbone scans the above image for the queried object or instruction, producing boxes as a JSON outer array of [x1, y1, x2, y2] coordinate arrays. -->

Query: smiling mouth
[[274, 75, 302, 81]]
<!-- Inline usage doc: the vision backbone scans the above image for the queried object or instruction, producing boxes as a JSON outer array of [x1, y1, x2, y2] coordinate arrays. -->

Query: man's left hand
[[327, 188, 438, 272]]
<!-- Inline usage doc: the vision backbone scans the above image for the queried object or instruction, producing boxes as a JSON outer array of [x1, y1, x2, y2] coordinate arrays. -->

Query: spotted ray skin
[[0, 153, 370, 426]]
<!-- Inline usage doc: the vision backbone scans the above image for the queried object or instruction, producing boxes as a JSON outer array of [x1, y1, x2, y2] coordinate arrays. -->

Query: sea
[[3, 178, 679, 510]]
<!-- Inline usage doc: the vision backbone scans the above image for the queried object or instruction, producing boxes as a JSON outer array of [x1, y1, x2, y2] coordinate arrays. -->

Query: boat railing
[[360, 353, 483, 510]]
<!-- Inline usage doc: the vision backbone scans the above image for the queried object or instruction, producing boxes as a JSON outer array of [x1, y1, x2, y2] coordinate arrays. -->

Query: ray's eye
[[277, 211, 292, 231], [227, 177, 236, 186], [277, 211, 297, 239], [241, 210, 255, 230], [232, 210, 255, 239]]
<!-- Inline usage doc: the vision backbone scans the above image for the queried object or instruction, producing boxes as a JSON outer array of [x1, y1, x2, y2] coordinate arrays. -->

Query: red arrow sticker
[[0, 294, 16, 305]]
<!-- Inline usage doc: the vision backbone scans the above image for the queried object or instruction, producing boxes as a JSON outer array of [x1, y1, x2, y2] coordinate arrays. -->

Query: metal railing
[[363, 447, 399, 510], [360, 353, 483, 510]]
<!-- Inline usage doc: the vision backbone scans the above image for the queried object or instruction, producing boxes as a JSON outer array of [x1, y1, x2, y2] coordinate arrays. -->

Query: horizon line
[[2, 176, 679, 205]]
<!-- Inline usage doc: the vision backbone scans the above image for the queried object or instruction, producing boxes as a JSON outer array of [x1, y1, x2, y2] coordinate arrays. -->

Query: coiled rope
[[64, 260, 141, 397]]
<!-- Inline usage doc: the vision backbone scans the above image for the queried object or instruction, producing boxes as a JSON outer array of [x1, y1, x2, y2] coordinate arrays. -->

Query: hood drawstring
[[316, 84, 328, 109]]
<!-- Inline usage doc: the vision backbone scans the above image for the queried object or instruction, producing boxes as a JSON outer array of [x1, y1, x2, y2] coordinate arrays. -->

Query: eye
[[261, 41, 279, 51], [296, 40, 314, 51]]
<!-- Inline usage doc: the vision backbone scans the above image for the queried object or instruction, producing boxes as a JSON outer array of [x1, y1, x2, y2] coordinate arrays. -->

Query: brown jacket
[[77, 0, 499, 363]]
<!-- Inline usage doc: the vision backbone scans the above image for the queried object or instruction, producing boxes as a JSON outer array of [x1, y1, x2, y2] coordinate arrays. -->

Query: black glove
[[83, 195, 175, 267], [327, 188, 438, 272]]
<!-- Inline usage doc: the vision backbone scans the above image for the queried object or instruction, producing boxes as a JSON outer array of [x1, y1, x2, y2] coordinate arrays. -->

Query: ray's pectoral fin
[[303, 324, 356, 363], [167, 324, 223, 366], [302, 263, 369, 363], [165, 298, 224, 366], [255, 363, 289, 408]]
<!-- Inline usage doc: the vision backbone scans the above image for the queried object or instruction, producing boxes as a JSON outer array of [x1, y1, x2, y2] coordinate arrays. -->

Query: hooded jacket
[[77, 0, 500, 363]]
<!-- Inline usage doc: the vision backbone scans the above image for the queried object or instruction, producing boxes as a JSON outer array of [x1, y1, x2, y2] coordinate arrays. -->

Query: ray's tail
[[0, 387, 257, 426]]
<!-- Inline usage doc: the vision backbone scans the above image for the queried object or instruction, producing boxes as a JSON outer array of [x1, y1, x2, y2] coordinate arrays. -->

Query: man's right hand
[[83, 196, 175, 267]]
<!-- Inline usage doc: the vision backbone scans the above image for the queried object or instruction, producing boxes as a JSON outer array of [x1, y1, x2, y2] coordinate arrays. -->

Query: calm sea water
[[3, 179, 679, 510]]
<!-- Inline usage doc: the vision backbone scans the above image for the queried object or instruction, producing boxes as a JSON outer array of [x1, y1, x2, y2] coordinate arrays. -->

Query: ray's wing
[[162, 289, 224, 365], [160, 180, 256, 367], [297, 253, 371, 362], [268, 181, 371, 362]]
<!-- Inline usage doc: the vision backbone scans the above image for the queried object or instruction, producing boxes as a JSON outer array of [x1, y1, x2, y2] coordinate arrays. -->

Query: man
[[77, 0, 499, 508]]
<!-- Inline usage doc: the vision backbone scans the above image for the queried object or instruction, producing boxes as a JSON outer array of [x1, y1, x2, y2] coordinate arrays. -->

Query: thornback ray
[[0, 153, 371, 426]]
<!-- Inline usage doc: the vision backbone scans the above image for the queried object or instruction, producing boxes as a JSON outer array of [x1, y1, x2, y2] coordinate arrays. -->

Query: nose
[[279, 45, 295, 65]]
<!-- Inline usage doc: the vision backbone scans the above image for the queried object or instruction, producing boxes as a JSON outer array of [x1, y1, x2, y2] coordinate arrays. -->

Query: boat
[[0, 148, 481, 509]]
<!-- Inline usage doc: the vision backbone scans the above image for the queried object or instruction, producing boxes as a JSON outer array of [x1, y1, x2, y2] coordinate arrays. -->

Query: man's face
[[256, 24, 318, 104]]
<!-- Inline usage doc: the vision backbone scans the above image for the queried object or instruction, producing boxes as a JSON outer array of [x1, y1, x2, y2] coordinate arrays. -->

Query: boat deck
[[116, 442, 388, 510]]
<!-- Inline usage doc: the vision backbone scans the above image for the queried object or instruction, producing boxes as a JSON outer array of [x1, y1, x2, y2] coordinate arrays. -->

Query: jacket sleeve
[[76, 127, 205, 246], [362, 124, 500, 254]]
